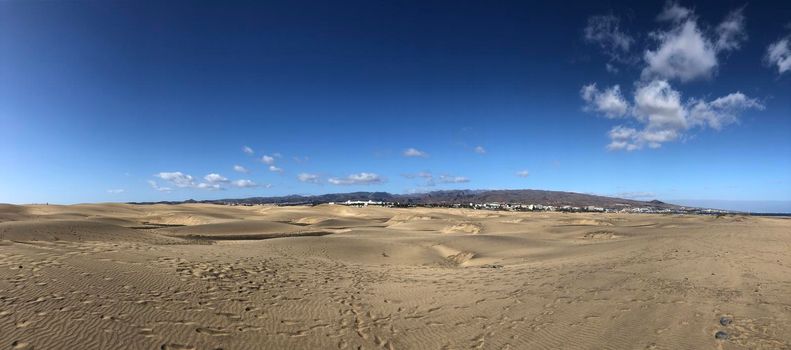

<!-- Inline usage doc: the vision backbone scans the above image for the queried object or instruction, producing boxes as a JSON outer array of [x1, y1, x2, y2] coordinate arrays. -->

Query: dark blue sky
[[1, 1, 789, 211]]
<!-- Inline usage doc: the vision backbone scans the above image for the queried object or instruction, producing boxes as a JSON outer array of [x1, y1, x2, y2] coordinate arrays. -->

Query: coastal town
[[214, 198, 731, 215], [328, 199, 730, 214]]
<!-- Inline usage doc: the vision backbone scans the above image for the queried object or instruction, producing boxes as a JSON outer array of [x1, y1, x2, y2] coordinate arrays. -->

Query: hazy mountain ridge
[[130, 189, 680, 209]]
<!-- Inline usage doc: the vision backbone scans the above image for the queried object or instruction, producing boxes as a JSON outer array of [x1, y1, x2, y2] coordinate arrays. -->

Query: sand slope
[[1, 203, 790, 349]]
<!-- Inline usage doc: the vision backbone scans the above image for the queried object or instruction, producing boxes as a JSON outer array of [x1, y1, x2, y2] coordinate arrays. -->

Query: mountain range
[[131, 189, 679, 209]]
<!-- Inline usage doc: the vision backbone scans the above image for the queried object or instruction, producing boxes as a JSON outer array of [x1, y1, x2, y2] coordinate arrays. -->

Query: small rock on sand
[[715, 331, 729, 340]]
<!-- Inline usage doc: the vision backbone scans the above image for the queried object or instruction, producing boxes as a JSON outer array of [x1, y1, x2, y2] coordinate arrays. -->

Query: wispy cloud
[[516, 170, 530, 178], [614, 191, 656, 199], [402, 171, 434, 180], [328, 172, 384, 185], [147, 180, 172, 192], [403, 171, 436, 186], [474, 146, 486, 154], [233, 165, 249, 173], [268, 165, 284, 173], [403, 148, 429, 158], [232, 179, 257, 188], [292, 156, 310, 163], [584, 13, 635, 67], [437, 175, 470, 184], [261, 155, 275, 165], [242, 146, 254, 155], [297, 173, 321, 184], [107, 189, 125, 194], [581, 84, 629, 118], [766, 33, 791, 75]]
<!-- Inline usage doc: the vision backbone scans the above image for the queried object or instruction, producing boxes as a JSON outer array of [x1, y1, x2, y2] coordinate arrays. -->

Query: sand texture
[[0, 203, 790, 349]]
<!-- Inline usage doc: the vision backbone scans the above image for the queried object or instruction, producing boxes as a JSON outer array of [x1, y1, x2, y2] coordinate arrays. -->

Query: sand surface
[[1, 203, 789, 349]]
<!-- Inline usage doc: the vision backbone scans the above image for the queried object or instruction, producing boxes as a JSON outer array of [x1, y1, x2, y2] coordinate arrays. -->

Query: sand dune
[[1, 203, 790, 349]]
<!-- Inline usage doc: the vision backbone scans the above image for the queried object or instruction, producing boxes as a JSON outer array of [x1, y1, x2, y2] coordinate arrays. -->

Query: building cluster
[[328, 200, 730, 215]]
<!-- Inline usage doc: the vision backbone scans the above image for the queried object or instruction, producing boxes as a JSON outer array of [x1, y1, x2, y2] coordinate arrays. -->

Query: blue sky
[[1, 1, 790, 211]]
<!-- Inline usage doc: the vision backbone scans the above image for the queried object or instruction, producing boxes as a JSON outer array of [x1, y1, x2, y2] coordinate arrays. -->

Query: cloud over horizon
[[151, 171, 262, 192], [328, 172, 384, 185], [297, 173, 321, 184], [589, 80, 764, 150], [232, 179, 257, 188]]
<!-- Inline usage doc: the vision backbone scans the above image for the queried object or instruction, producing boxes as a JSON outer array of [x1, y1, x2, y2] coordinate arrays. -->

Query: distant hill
[[131, 189, 680, 209]]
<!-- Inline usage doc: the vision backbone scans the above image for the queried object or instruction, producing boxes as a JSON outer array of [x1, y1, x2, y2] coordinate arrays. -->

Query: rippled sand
[[1, 203, 789, 349]]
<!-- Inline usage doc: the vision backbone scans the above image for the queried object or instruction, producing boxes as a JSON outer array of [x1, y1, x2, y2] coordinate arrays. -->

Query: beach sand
[[0, 203, 789, 349]]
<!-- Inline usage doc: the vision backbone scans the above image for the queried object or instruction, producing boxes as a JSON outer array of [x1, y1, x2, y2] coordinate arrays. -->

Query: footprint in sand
[[11, 341, 31, 349], [160, 344, 195, 350]]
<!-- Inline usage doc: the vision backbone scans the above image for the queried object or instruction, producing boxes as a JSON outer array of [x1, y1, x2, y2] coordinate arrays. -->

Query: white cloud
[[203, 173, 229, 183], [297, 173, 320, 183], [581, 3, 761, 151], [195, 182, 222, 190], [589, 80, 763, 151], [403, 148, 429, 158], [268, 165, 284, 173], [516, 170, 530, 178], [153, 171, 234, 190], [643, 19, 718, 82], [688, 92, 764, 130], [584, 14, 635, 64], [147, 180, 172, 193], [155, 172, 195, 188], [261, 155, 275, 165], [607, 126, 641, 151], [581, 83, 629, 118], [107, 189, 125, 194], [474, 146, 486, 154], [643, 4, 746, 82], [437, 175, 469, 184], [233, 165, 249, 173], [232, 179, 257, 188], [766, 36, 791, 74], [328, 172, 384, 185], [242, 146, 254, 155], [633, 79, 688, 132]]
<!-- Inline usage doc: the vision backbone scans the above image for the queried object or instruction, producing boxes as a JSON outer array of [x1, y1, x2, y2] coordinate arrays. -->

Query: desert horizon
[[2, 0, 790, 349]]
